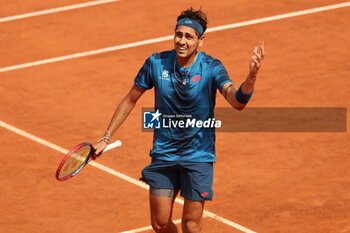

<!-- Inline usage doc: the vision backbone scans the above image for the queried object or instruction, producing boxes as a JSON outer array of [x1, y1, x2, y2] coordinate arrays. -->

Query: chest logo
[[159, 70, 170, 81], [162, 70, 169, 78], [192, 75, 201, 82]]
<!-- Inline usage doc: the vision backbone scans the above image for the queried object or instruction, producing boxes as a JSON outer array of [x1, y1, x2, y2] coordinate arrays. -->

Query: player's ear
[[198, 35, 205, 47]]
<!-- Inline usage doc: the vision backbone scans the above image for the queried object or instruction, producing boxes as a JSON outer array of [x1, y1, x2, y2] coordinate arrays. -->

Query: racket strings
[[58, 146, 92, 179]]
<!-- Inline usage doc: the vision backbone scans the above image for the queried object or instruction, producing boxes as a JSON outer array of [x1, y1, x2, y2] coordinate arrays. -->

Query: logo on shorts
[[143, 110, 162, 129], [201, 192, 209, 198]]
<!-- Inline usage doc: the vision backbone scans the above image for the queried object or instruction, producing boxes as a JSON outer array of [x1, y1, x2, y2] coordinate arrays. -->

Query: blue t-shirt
[[135, 49, 232, 162]]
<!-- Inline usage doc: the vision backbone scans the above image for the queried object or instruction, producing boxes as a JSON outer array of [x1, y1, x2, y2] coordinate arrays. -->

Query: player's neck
[[176, 52, 198, 68]]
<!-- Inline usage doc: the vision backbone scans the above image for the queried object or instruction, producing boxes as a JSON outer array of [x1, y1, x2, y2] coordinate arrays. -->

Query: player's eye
[[185, 33, 193, 39], [175, 32, 183, 38]]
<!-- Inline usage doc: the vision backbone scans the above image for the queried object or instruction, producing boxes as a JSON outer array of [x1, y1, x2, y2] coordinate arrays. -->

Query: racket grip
[[104, 140, 122, 152]]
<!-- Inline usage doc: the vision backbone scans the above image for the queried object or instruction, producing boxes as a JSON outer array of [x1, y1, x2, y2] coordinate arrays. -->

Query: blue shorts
[[140, 159, 214, 201]]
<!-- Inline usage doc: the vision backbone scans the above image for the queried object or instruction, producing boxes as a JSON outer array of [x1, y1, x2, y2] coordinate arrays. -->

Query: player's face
[[174, 25, 204, 60]]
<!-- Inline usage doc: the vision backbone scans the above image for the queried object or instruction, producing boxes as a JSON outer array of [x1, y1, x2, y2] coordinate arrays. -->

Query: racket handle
[[104, 140, 122, 152]]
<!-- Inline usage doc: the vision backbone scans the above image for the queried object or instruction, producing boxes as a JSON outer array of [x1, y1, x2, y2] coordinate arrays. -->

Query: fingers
[[254, 42, 265, 59], [260, 41, 265, 58], [250, 56, 260, 69], [251, 56, 259, 65], [253, 49, 261, 60], [251, 42, 265, 69], [93, 148, 105, 160], [251, 48, 260, 69], [92, 141, 108, 159], [93, 151, 102, 159]]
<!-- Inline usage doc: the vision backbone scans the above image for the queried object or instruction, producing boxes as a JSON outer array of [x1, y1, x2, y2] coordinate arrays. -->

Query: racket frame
[[55, 140, 122, 181], [56, 142, 94, 181]]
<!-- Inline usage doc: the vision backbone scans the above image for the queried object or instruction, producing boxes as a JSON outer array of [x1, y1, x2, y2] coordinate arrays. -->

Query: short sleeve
[[211, 59, 232, 91], [134, 57, 154, 90]]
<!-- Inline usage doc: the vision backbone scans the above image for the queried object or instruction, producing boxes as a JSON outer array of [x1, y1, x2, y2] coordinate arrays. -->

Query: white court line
[[0, 1, 350, 73], [0, 0, 121, 23], [0, 120, 148, 190], [206, 1, 350, 33], [0, 119, 256, 233], [0, 35, 173, 73]]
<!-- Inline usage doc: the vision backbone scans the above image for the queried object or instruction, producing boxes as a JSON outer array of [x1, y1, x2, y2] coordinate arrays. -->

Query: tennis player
[[94, 8, 264, 233]]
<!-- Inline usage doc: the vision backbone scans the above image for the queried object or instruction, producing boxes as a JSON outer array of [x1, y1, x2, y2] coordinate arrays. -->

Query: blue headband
[[176, 18, 204, 36]]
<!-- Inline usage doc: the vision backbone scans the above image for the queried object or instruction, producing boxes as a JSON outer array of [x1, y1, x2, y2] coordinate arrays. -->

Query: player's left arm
[[223, 42, 265, 110]]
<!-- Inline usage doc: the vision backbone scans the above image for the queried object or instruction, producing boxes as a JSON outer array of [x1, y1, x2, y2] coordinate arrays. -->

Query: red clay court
[[0, 0, 349, 232]]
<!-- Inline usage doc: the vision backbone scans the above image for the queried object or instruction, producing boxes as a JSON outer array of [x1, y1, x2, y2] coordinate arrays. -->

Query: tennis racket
[[56, 140, 122, 181]]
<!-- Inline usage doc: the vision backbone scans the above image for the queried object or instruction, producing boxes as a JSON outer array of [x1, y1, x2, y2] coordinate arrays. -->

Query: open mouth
[[177, 47, 187, 53]]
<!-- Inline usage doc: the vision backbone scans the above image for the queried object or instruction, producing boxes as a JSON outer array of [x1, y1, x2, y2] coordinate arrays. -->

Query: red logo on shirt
[[192, 76, 201, 82]]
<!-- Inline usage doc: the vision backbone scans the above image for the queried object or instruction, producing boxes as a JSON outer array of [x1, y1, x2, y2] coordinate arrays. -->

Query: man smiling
[[94, 8, 264, 233]]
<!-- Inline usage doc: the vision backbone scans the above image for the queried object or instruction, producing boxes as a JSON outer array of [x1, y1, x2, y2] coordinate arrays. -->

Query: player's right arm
[[93, 84, 146, 155]]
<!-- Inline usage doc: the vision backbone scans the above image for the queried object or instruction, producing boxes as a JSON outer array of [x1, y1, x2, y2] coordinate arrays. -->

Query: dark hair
[[177, 7, 208, 35]]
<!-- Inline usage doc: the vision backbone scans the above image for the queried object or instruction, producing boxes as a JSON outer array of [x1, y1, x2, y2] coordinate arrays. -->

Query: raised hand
[[249, 41, 265, 75]]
